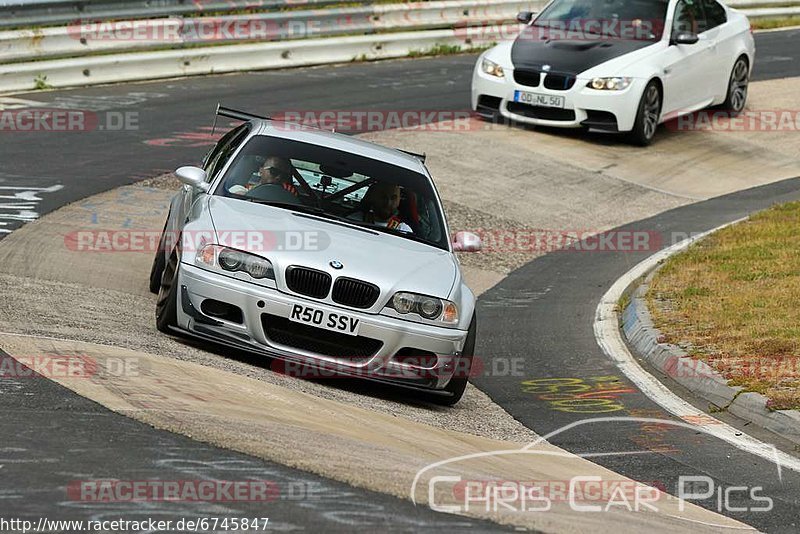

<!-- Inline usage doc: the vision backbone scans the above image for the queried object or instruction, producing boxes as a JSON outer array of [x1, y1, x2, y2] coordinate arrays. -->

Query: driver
[[229, 156, 298, 196], [357, 182, 413, 233]]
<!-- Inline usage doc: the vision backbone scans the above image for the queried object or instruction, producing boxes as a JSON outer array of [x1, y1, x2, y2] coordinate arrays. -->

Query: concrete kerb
[[620, 227, 800, 447]]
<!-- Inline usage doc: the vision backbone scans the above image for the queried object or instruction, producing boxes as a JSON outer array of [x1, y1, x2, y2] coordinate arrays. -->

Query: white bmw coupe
[[471, 0, 755, 144]]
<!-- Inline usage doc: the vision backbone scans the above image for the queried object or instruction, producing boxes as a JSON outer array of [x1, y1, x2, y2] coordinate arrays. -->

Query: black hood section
[[511, 27, 654, 74]]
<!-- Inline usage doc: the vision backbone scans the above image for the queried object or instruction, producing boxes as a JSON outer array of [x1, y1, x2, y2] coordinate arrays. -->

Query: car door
[[700, 0, 733, 100], [660, 0, 715, 116]]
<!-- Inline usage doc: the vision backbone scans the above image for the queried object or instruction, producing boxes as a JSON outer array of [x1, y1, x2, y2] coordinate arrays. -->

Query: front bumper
[[471, 64, 645, 133], [176, 263, 470, 390]]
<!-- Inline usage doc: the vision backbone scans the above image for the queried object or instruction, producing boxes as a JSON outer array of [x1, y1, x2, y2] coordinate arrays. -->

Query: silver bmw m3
[[150, 106, 482, 405]]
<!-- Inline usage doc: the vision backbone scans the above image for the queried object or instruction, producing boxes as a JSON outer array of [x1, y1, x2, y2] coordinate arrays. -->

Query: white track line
[[594, 218, 800, 477]]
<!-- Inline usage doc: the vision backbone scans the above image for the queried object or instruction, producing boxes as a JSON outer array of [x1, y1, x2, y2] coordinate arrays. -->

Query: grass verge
[[648, 201, 800, 410], [750, 16, 800, 30]]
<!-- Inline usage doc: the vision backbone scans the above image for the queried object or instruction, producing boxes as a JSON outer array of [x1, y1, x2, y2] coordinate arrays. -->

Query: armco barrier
[[0, 0, 790, 29], [0, 0, 540, 63], [0, 28, 489, 93], [0, 0, 369, 29]]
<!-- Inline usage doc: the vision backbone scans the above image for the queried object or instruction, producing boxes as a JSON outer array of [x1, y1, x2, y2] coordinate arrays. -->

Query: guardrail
[[0, 0, 372, 29], [0, 0, 792, 29], [0, 0, 538, 63], [0, 0, 797, 94]]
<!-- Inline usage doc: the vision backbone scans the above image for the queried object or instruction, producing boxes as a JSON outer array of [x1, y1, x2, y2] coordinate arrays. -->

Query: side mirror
[[671, 31, 699, 45], [516, 11, 533, 24], [176, 166, 209, 191], [452, 231, 482, 252]]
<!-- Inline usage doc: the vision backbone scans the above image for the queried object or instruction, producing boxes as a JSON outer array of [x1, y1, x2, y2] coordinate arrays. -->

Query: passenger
[[229, 156, 298, 196], [359, 182, 413, 233]]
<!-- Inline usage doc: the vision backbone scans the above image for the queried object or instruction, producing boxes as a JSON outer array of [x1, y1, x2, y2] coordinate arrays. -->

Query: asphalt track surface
[[0, 28, 799, 531]]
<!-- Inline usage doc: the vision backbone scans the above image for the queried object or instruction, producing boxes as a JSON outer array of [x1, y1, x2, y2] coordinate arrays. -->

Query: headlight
[[588, 77, 633, 91], [481, 58, 505, 78], [196, 244, 275, 280], [390, 292, 458, 324]]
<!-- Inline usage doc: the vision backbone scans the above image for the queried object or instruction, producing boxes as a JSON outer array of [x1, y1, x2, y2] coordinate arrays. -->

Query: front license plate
[[289, 304, 361, 336], [514, 91, 565, 108]]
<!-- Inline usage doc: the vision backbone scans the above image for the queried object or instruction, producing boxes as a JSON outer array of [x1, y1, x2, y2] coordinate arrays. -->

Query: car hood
[[510, 27, 655, 74], [207, 196, 458, 303]]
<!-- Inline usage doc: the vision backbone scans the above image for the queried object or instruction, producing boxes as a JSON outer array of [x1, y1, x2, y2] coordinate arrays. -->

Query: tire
[[429, 314, 476, 406], [149, 228, 168, 294], [721, 56, 749, 114], [628, 81, 661, 146], [155, 249, 179, 333], [149, 215, 171, 294]]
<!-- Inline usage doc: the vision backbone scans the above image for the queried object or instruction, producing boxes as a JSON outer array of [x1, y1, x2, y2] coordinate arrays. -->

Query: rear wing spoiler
[[216, 104, 269, 122], [212, 103, 426, 163], [212, 103, 269, 135], [396, 149, 426, 164]]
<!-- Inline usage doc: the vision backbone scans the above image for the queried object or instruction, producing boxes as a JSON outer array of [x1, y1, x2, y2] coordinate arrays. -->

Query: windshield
[[215, 135, 449, 250], [533, 0, 668, 41]]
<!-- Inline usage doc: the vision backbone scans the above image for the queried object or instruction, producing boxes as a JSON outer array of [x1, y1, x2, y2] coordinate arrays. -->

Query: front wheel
[[721, 56, 749, 114], [155, 249, 179, 333], [149, 227, 168, 294], [628, 81, 661, 146], [149, 213, 172, 294], [429, 314, 476, 406]]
